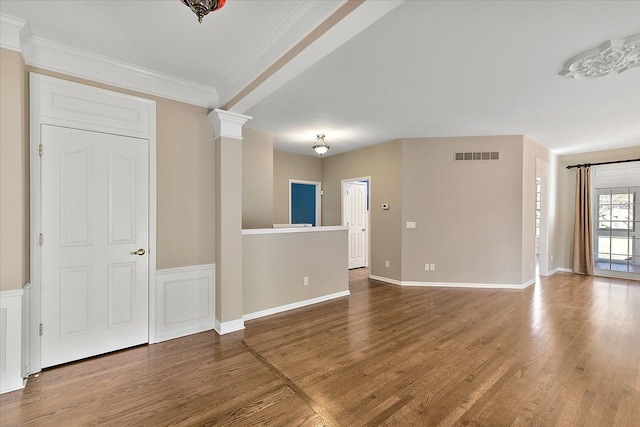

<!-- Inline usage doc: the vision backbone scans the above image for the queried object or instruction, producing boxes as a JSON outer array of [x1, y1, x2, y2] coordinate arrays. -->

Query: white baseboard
[[243, 290, 351, 322], [155, 264, 215, 343], [370, 274, 533, 290], [214, 318, 245, 335], [557, 268, 573, 273], [0, 289, 25, 394], [369, 274, 401, 286]]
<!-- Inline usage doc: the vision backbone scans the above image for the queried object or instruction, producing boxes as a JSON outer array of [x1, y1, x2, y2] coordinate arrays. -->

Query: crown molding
[[21, 35, 218, 108], [0, 14, 31, 52], [1, 13, 217, 107], [208, 109, 252, 140]]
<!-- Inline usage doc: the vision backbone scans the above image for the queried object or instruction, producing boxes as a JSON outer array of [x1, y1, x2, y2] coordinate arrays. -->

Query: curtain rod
[[566, 158, 640, 170]]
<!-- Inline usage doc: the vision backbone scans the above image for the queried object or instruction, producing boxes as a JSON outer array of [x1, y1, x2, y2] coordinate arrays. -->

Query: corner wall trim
[[370, 275, 534, 290], [154, 264, 215, 343], [214, 318, 245, 335], [0, 289, 25, 394], [243, 290, 351, 322]]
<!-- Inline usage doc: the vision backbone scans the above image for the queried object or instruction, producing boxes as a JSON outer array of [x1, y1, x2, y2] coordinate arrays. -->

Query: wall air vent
[[454, 152, 500, 161]]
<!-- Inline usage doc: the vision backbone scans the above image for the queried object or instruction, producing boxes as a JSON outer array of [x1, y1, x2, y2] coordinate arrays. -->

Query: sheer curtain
[[572, 166, 594, 275]]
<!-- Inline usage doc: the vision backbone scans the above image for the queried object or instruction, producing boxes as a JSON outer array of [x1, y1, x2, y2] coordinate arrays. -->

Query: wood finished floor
[[2, 270, 640, 426]]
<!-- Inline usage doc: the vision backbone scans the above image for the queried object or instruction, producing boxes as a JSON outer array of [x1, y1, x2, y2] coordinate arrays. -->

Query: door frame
[[29, 74, 157, 374], [536, 159, 549, 276], [289, 179, 322, 226], [591, 163, 640, 280], [341, 176, 371, 268]]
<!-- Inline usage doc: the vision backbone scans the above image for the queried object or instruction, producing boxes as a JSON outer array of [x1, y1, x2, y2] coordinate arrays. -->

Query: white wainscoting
[[0, 289, 25, 394], [155, 264, 215, 343]]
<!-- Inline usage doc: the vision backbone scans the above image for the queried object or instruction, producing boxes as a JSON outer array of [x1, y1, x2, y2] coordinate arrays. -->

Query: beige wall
[[0, 49, 28, 291], [555, 146, 640, 269], [322, 140, 403, 280], [242, 128, 273, 229], [13, 66, 215, 272], [273, 150, 322, 225], [401, 136, 525, 284], [155, 101, 214, 269], [243, 229, 348, 314]]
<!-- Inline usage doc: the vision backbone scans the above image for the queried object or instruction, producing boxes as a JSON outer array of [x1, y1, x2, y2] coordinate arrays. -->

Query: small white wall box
[[382, 204, 389, 210]]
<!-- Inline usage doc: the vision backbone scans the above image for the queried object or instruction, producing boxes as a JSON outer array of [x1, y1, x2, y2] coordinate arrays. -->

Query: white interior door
[[41, 125, 149, 368], [344, 182, 367, 269]]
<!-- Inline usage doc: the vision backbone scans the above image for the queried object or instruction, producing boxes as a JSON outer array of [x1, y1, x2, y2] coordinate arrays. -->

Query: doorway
[[342, 178, 370, 269], [592, 163, 640, 277], [30, 74, 157, 373], [289, 180, 321, 226]]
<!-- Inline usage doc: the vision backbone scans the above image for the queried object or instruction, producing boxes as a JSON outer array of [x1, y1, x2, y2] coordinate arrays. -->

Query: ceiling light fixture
[[312, 134, 330, 156], [180, 0, 226, 23], [560, 34, 640, 79]]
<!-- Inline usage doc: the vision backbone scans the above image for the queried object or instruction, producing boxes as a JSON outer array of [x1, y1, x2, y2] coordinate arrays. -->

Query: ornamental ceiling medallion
[[560, 34, 640, 79]]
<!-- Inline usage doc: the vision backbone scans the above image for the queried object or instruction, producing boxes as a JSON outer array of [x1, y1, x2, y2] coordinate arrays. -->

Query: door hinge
[[39, 144, 43, 157], [39, 324, 43, 336], [39, 234, 43, 246]]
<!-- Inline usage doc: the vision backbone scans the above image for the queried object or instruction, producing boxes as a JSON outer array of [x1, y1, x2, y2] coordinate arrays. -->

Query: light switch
[[406, 221, 416, 229]]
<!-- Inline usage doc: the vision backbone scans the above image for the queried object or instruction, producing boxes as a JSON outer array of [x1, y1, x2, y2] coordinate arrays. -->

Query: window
[[597, 191, 634, 231], [594, 187, 640, 273]]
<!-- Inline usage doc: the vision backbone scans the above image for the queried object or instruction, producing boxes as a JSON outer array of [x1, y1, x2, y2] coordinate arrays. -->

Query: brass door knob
[[130, 248, 146, 256]]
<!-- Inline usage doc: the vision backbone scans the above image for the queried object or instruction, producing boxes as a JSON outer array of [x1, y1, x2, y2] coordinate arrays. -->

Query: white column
[[208, 109, 251, 334]]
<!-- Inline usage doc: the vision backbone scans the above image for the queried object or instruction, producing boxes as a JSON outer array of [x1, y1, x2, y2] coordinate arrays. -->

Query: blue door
[[291, 183, 316, 226]]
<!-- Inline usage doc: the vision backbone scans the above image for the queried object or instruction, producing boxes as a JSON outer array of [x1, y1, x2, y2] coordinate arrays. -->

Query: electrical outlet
[[430, 264, 435, 271], [385, 260, 390, 268], [303, 277, 309, 286]]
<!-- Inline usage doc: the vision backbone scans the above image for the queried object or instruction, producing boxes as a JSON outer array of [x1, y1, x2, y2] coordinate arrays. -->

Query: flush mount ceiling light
[[560, 34, 640, 79], [312, 134, 330, 156], [180, 0, 226, 23]]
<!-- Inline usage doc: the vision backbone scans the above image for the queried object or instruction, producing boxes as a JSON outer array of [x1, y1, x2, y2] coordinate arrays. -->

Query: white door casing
[[30, 74, 157, 373], [40, 126, 149, 368], [343, 181, 368, 269]]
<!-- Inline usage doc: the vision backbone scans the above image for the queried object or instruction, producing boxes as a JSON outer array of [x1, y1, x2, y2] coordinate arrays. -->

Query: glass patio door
[[594, 187, 640, 273]]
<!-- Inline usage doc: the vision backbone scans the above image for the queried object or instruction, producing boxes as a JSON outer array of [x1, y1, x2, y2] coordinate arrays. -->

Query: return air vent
[[454, 152, 500, 161]]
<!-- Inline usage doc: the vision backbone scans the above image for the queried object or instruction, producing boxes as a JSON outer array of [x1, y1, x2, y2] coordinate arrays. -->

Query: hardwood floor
[[2, 270, 640, 426]]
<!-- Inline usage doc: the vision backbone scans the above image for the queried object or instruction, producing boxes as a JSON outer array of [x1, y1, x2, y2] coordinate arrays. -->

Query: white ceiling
[[1, 1, 639, 157]]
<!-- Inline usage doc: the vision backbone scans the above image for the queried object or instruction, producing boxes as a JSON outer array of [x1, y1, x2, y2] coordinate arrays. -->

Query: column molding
[[209, 109, 252, 140], [208, 109, 251, 335]]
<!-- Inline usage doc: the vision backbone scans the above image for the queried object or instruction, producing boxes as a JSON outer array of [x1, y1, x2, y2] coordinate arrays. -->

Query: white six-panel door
[[40, 125, 149, 368], [344, 182, 367, 269]]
